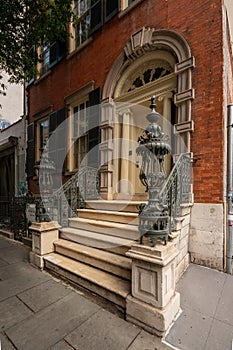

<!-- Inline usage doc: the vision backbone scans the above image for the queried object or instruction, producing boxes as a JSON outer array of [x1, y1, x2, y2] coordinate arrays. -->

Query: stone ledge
[[0, 228, 14, 239], [126, 243, 178, 267], [29, 221, 61, 233], [190, 253, 223, 271]]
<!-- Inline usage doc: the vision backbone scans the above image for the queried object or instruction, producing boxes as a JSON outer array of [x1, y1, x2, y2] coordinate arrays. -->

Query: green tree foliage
[[0, 0, 73, 86]]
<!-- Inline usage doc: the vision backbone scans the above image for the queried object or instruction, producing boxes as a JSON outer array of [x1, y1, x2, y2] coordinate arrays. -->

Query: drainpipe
[[227, 104, 233, 274]]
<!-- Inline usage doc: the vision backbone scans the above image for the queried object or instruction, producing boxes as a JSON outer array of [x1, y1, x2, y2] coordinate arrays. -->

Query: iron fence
[[0, 195, 36, 241]]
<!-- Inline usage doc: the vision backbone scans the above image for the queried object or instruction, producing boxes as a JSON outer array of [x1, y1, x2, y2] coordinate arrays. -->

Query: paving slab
[[18, 279, 71, 312], [65, 308, 140, 350], [166, 306, 213, 350], [0, 296, 33, 331], [50, 339, 75, 349], [128, 330, 171, 350], [176, 264, 226, 317], [0, 258, 8, 268], [0, 237, 14, 248], [0, 261, 41, 281], [204, 318, 233, 350], [5, 292, 100, 350], [0, 245, 30, 264], [214, 274, 233, 326], [0, 271, 51, 302], [0, 332, 15, 350]]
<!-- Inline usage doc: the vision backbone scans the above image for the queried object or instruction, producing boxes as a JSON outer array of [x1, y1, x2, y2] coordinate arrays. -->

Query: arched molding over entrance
[[100, 28, 195, 199], [115, 50, 176, 97]]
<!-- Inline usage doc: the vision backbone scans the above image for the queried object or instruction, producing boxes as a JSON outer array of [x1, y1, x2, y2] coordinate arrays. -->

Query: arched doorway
[[100, 28, 195, 200], [113, 50, 176, 199]]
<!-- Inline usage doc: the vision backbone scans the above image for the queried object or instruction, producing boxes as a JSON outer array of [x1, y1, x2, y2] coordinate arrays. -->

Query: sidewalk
[[1, 235, 233, 350], [165, 263, 233, 350], [0, 236, 171, 350]]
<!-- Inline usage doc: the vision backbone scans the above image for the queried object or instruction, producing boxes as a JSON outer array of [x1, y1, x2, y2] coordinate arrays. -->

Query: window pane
[[74, 0, 91, 47], [39, 119, 49, 156], [72, 102, 88, 169]]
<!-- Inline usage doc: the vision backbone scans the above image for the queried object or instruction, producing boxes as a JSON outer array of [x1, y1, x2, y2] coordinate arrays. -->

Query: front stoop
[[43, 237, 132, 309], [30, 200, 190, 335], [41, 202, 141, 311], [44, 251, 131, 309], [54, 239, 132, 280], [60, 227, 133, 256]]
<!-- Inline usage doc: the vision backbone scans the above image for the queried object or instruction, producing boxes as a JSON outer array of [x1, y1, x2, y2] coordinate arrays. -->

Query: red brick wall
[[28, 0, 225, 203]]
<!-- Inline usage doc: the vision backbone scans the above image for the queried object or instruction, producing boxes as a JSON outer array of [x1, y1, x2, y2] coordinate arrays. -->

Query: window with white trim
[[72, 101, 88, 170], [39, 45, 50, 75], [122, 0, 136, 10], [38, 41, 67, 76], [73, 0, 91, 47]]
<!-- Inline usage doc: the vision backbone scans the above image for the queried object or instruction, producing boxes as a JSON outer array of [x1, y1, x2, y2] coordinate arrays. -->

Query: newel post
[[126, 97, 180, 336]]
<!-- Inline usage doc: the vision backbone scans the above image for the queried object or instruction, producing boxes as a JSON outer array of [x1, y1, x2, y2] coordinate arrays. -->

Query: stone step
[[69, 217, 139, 240], [77, 209, 139, 225], [86, 200, 146, 213], [60, 227, 136, 256], [54, 239, 132, 280], [44, 253, 131, 308]]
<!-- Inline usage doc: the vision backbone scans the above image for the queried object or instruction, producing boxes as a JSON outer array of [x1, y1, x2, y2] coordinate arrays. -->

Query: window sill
[[34, 70, 51, 85], [67, 37, 93, 60], [119, 0, 145, 18]]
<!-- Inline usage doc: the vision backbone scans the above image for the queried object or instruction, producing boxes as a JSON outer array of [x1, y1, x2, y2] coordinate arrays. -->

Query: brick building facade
[[27, 0, 233, 271]]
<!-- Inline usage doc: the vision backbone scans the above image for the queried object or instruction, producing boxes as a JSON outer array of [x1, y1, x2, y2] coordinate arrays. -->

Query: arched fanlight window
[[125, 60, 173, 93]]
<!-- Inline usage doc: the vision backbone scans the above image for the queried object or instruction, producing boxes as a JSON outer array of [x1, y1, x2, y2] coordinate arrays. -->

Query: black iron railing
[[0, 195, 37, 240], [159, 153, 192, 230], [52, 167, 99, 227]]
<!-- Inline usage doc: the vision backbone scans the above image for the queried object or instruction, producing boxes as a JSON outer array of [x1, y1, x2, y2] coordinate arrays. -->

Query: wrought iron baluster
[[52, 166, 99, 227]]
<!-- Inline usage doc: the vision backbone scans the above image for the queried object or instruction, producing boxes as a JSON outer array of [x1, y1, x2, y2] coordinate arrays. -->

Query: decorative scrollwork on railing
[[53, 167, 100, 227], [159, 153, 191, 230]]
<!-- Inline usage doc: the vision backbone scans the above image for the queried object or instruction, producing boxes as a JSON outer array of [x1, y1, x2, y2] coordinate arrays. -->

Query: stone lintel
[[126, 243, 178, 267], [126, 292, 180, 337]]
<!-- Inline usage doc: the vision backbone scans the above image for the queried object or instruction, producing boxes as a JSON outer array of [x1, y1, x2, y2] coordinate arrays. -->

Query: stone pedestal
[[29, 221, 61, 269], [126, 243, 180, 337]]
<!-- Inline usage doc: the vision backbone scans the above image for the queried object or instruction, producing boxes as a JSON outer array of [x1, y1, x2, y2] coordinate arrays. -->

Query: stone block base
[[175, 253, 190, 282], [189, 203, 224, 271], [126, 292, 180, 337], [30, 251, 45, 269]]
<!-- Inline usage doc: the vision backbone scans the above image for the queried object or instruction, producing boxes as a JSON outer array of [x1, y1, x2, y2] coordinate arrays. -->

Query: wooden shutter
[[87, 88, 101, 168], [56, 107, 67, 172], [26, 123, 35, 178], [90, 0, 103, 35], [105, 0, 119, 23], [49, 107, 67, 173]]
